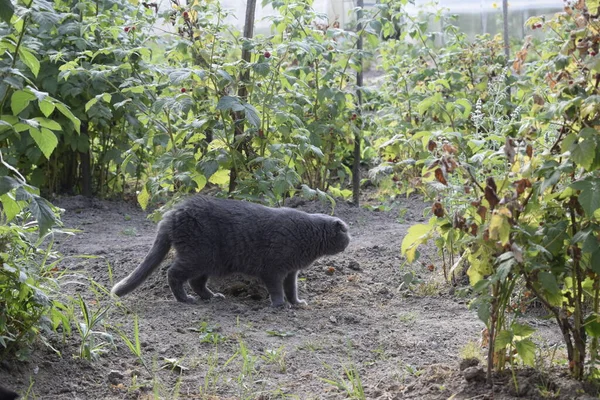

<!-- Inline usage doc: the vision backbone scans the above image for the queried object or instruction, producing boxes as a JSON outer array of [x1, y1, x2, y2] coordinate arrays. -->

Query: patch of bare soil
[[0, 195, 592, 399]]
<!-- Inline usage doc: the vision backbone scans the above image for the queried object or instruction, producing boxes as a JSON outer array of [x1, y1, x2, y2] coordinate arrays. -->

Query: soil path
[[0, 195, 567, 399]]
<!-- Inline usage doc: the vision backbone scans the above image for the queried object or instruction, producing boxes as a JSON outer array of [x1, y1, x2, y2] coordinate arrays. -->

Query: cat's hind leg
[[261, 273, 286, 307], [283, 270, 307, 305], [167, 260, 197, 303], [189, 275, 225, 300]]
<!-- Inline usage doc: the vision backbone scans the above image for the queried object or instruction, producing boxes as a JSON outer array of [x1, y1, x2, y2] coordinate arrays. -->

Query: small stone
[[348, 260, 361, 271], [459, 357, 480, 371], [329, 316, 337, 324], [463, 366, 485, 382], [108, 370, 124, 385]]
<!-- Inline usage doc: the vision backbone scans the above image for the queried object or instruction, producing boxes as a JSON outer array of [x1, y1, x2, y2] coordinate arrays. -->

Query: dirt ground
[[0, 194, 595, 399]]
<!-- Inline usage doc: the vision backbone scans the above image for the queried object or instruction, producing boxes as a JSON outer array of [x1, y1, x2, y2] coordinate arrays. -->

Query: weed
[[262, 346, 287, 373], [120, 228, 137, 236], [460, 340, 484, 362], [192, 321, 227, 344], [74, 294, 114, 360], [320, 362, 366, 400], [398, 312, 418, 325]]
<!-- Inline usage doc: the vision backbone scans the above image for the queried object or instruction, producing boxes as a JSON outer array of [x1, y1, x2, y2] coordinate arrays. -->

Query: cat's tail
[[111, 213, 173, 297]]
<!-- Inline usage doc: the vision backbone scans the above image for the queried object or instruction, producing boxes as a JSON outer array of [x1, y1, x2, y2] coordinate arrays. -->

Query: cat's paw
[[182, 295, 198, 304], [212, 292, 225, 299], [291, 299, 308, 307], [270, 299, 286, 308]]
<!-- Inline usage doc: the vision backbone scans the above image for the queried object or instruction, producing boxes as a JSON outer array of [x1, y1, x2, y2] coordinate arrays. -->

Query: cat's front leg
[[261, 274, 286, 307], [284, 270, 307, 306]]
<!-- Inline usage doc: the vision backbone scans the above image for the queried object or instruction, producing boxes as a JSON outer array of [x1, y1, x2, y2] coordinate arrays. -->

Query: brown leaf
[[464, 185, 471, 194], [483, 228, 490, 241], [434, 167, 448, 185], [453, 212, 466, 229], [428, 139, 437, 152], [514, 178, 532, 196], [442, 143, 458, 155], [485, 185, 500, 210], [446, 156, 458, 173], [470, 223, 478, 236], [427, 264, 435, 272], [477, 205, 488, 221], [432, 202, 445, 218], [486, 177, 497, 193], [526, 144, 533, 158]]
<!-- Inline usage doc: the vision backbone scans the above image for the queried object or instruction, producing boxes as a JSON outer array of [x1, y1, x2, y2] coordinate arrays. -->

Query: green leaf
[[455, 99, 472, 118], [0, 0, 14, 23], [85, 98, 99, 113], [570, 179, 600, 217], [208, 169, 230, 186], [29, 127, 58, 159], [0, 176, 21, 195], [18, 47, 40, 77], [28, 195, 59, 236], [489, 207, 511, 246], [0, 193, 21, 221], [55, 103, 81, 133], [137, 184, 150, 210], [585, 313, 600, 338], [512, 323, 535, 339], [216, 96, 244, 112], [39, 99, 55, 117], [33, 117, 61, 131], [495, 330, 513, 349], [514, 339, 536, 366], [401, 223, 433, 263], [243, 103, 260, 127], [191, 173, 207, 191], [11, 90, 37, 115], [570, 139, 595, 170]]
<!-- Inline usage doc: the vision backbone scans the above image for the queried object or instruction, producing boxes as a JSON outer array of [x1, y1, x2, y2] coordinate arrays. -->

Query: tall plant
[[396, 0, 600, 380]]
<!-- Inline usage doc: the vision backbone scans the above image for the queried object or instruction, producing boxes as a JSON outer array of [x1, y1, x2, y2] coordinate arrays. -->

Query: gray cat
[[111, 195, 350, 306]]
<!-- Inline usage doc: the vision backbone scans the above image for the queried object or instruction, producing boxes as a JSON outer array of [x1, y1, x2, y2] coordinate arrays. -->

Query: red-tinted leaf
[[485, 186, 500, 210], [432, 202, 445, 218], [435, 167, 448, 185]]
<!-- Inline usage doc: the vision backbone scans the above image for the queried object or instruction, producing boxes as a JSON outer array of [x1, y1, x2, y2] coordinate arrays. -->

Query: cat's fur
[[0, 386, 18, 400], [111, 195, 350, 306]]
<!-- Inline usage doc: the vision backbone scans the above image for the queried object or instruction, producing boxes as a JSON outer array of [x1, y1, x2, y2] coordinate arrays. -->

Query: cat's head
[[321, 216, 350, 255]]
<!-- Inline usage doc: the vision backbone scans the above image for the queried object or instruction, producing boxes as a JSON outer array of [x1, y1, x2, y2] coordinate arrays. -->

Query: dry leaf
[[526, 144, 533, 158], [432, 202, 445, 218], [428, 139, 437, 151], [442, 143, 458, 154], [477, 205, 488, 221], [434, 167, 448, 185], [514, 178, 532, 196], [470, 223, 478, 236], [485, 186, 500, 210]]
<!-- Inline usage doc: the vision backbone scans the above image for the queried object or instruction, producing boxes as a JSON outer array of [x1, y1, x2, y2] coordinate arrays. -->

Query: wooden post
[[352, 0, 364, 206], [229, 0, 257, 194]]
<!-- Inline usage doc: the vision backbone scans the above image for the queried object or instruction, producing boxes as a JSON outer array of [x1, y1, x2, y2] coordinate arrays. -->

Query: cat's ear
[[335, 220, 348, 232]]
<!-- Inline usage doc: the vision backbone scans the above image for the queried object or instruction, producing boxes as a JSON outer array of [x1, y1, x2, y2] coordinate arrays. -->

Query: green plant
[[261, 345, 287, 373], [192, 321, 227, 345], [0, 179, 69, 359], [320, 362, 366, 400], [74, 294, 113, 360]]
